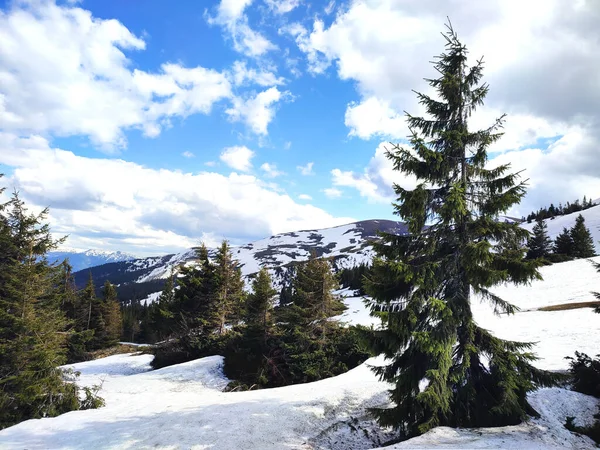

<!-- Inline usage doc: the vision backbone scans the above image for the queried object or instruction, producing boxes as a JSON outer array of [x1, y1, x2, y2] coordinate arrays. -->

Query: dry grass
[[537, 301, 600, 312], [88, 343, 151, 360]]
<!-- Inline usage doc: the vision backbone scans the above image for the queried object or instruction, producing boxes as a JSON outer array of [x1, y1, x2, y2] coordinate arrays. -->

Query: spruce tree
[[101, 281, 122, 347], [289, 255, 343, 332], [214, 240, 245, 334], [526, 218, 552, 259], [172, 243, 219, 335], [554, 227, 574, 256], [149, 269, 176, 342], [571, 214, 596, 258], [246, 268, 277, 334], [0, 190, 96, 428], [362, 23, 558, 436]]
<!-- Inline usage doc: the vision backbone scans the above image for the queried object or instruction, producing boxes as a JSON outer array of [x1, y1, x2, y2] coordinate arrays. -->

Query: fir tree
[[214, 240, 245, 334], [288, 255, 343, 332], [554, 227, 574, 256], [101, 281, 122, 347], [171, 243, 219, 335], [526, 218, 552, 259], [361, 23, 558, 437], [79, 274, 106, 350], [246, 268, 277, 334], [0, 189, 99, 428], [148, 269, 176, 342], [570, 214, 596, 258]]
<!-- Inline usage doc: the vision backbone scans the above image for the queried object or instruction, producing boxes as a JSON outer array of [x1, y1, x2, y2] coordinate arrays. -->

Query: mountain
[[72, 219, 408, 303], [48, 249, 137, 272], [74, 204, 600, 305]]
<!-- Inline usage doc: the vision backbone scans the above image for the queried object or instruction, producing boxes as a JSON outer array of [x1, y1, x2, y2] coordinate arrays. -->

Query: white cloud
[[284, 141, 292, 150], [207, 0, 276, 57], [0, 1, 232, 149], [226, 87, 289, 135], [324, 1, 335, 15], [0, 133, 353, 254], [220, 146, 255, 172], [205, 161, 217, 167], [260, 162, 284, 178], [297, 162, 314, 175], [264, 0, 301, 15], [182, 151, 195, 158], [345, 97, 407, 140], [323, 187, 342, 199], [230, 61, 285, 87], [293, 0, 600, 151], [215, 0, 254, 22], [298, 194, 312, 201], [331, 142, 418, 203]]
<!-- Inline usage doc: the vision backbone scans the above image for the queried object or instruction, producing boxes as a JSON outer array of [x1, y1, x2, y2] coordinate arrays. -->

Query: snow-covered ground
[[522, 204, 600, 253], [2, 257, 600, 449], [1, 353, 595, 449]]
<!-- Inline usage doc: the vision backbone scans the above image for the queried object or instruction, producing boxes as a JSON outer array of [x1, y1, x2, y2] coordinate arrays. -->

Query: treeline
[[145, 244, 371, 389], [526, 214, 596, 262], [524, 196, 596, 223], [0, 186, 103, 430]]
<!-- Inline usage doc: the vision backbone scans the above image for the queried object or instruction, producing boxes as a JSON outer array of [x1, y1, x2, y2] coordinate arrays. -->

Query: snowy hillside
[[3, 257, 600, 449], [522, 203, 600, 252], [73, 219, 407, 304], [73, 207, 600, 306], [48, 248, 137, 272]]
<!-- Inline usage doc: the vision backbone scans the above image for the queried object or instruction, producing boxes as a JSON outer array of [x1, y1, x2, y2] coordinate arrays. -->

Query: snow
[[3, 246, 600, 448], [522, 204, 600, 253], [141, 291, 161, 306], [1, 353, 596, 449], [384, 388, 598, 449], [336, 258, 600, 371]]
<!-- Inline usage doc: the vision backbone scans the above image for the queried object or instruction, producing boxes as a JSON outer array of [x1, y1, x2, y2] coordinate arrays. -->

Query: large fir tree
[[0, 189, 99, 428], [362, 24, 558, 437], [526, 218, 552, 260], [570, 214, 596, 258]]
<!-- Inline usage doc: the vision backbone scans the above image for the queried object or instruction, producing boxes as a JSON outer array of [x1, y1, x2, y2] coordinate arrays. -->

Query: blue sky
[[1, 0, 600, 255]]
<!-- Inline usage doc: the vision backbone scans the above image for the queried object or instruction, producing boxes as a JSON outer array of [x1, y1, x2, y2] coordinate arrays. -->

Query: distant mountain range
[[70, 205, 600, 306], [48, 249, 137, 272], [72, 219, 408, 304]]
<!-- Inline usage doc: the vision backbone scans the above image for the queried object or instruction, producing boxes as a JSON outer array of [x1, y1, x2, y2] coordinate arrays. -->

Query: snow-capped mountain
[[73, 204, 600, 305], [72, 219, 408, 303], [48, 249, 137, 272]]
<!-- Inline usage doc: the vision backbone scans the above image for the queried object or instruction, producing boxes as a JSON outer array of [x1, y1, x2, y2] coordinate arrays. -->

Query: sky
[[1, 0, 599, 256]]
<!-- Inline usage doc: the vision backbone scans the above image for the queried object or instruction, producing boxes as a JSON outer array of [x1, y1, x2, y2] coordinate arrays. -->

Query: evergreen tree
[[246, 268, 277, 334], [214, 240, 245, 334], [288, 255, 343, 332], [361, 23, 558, 437], [526, 218, 552, 259], [148, 269, 176, 342], [554, 227, 574, 256], [101, 281, 122, 347], [79, 274, 106, 350], [0, 189, 99, 428], [571, 214, 596, 258]]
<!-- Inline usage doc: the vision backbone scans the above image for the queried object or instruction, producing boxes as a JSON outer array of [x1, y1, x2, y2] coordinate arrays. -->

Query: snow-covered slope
[[522, 204, 600, 252], [3, 256, 600, 449], [48, 249, 137, 272], [74, 219, 407, 303]]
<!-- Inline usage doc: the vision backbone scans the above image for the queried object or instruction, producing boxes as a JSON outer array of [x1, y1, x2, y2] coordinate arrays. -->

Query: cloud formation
[[0, 133, 353, 254]]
